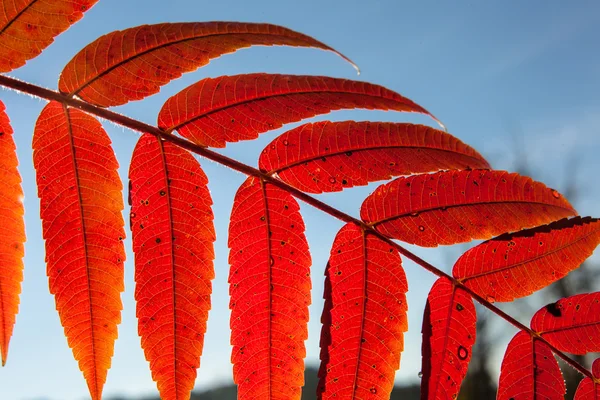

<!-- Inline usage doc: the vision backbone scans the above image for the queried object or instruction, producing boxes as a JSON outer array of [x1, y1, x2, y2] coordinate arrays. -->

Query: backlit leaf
[[531, 292, 600, 355], [158, 73, 440, 148], [129, 134, 215, 400], [574, 358, 600, 400], [497, 331, 565, 400], [421, 277, 476, 400], [32, 102, 124, 400], [228, 177, 311, 399], [259, 121, 489, 193], [59, 22, 357, 107], [454, 217, 600, 302], [360, 170, 576, 247], [0, 100, 25, 366], [318, 223, 408, 400], [0, 0, 98, 72]]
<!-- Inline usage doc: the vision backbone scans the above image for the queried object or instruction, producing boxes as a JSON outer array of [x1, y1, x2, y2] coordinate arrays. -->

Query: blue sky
[[1, 1, 599, 399]]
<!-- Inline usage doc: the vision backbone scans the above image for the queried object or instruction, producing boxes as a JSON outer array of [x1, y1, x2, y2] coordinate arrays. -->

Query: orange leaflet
[[129, 134, 215, 400], [318, 223, 407, 400], [59, 22, 357, 107], [421, 277, 476, 400], [32, 102, 124, 400], [453, 217, 600, 302], [574, 358, 600, 400], [228, 177, 311, 400], [0, 100, 24, 366], [158, 73, 441, 148], [497, 331, 565, 400], [360, 170, 576, 247], [531, 292, 600, 355], [0, 0, 97, 72], [259, 121, 489, 194]]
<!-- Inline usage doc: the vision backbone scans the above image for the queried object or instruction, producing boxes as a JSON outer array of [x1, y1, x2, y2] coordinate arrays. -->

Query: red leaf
[[531, 292, 600, 355], [228, 177, 311, 399], [129, 134, 215, 400], [453, 217, 600, 302], [0, 0, 98, 72], [59, 22, 357, 107], [0, 100, 25, 366], [158, 73, 440, 148], [421, 277, 476, 400], [574, 358, 600, 400], [497, 331, 565, 400], [318, 223, 408, 400], [259, 121, 489, 193], [360, 170, 576, 247], [32, 102, 125, 400]]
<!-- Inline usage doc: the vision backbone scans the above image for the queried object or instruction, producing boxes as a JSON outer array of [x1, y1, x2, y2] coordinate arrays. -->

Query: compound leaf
[[318, 223, 408, 400], [0, 0, 98, 72], [229, 177, 311, 399], [454, 217, 600, 302], [259, 121, 489, 193], [497, 331, 565, 400], [421, 277, 476, 400], [574, 358, 600, 400], [361, 170, 576, 247], [59, 22, 356, 107], [158, 73, 440, 148], [129, 134, 215, 400], [32, 102, 124, 400], [0, 100, 25, 366], [531, 292, 600, 355]]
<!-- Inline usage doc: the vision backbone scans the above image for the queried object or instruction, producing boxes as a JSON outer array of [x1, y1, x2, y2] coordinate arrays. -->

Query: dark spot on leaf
[[545, 302, 562, 317], [457, 346, 468, 360]]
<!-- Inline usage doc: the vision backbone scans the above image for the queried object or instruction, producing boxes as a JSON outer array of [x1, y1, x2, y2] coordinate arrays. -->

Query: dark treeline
[[108, 365, 495, 400]]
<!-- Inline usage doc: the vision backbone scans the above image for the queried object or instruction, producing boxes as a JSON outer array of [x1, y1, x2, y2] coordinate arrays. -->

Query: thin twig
[[0, 73, 592, 379]]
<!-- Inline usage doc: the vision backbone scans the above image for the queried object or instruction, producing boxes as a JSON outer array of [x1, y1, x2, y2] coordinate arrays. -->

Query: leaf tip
[[437, 119, 447, 132], [327, 46, 360, 75]]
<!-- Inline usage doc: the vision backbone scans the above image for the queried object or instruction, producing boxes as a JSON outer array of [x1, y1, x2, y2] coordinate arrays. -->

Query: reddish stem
[[0, 73, 592, 379]]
